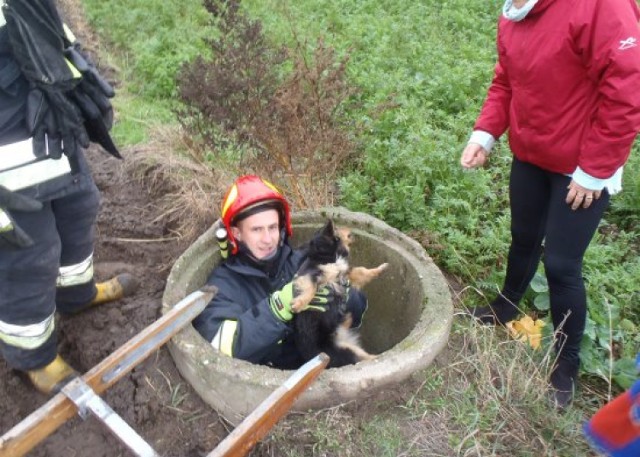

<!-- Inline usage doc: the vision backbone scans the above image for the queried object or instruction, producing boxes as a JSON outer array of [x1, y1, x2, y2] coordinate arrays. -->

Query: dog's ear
[[308, 219, 334, 256], [336, 227, 353, 249], [320, 219, 336, 238]]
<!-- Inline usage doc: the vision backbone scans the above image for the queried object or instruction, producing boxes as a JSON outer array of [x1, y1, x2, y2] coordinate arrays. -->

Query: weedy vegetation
[[253, 319, 597, 456], [82, 0, 639, 454], [175, 0, 367, 208]]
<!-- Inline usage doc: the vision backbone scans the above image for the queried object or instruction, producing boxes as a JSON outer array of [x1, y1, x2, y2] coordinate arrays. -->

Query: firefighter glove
[[270, 281, 334, 322], [4, 0, 120, 159], [309, 284, 345, 311], [0, 185, 42, 248], [27, 86, 90, 160], [63, 44, 121, 159], [269, 281, 296, 322]]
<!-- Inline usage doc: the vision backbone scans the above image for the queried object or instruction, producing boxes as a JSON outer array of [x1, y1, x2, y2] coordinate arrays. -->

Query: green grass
[[111, 93, 175, 145], [83, 0, 211, 99], [82, 0, 212, 145], [256, 319, 599, 457]]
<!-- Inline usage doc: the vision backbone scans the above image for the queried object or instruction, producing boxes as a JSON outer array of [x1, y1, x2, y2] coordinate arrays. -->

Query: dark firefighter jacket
[[193, 240, 369, 369], [193, 242, 306, 368]]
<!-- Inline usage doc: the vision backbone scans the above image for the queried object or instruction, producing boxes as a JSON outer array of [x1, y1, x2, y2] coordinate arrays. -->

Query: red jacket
[[475, 0, 640, 179]]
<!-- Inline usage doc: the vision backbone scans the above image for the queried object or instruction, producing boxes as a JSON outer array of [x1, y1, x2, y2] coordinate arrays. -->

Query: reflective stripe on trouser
[[0, 313, 55, 349], [57, 254, 94, 288], [0, 182, 100, 370]]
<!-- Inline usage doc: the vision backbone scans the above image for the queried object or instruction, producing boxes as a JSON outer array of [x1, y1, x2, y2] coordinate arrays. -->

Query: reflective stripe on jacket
[[0, 138, 73, 191]]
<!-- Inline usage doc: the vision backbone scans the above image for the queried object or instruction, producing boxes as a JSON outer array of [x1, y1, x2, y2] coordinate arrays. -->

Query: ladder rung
[[62, 376, 159, 457]]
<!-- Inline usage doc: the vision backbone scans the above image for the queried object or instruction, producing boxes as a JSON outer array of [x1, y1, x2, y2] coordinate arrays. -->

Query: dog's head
[[307, 219, 352, 263]]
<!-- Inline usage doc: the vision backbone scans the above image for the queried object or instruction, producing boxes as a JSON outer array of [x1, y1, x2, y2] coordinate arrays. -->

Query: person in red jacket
[[460, 0, 640, 408]]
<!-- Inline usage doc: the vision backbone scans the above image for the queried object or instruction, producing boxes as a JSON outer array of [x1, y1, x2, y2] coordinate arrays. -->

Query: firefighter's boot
[[90, 273, 139, 306], [26, 354, 78, 395]]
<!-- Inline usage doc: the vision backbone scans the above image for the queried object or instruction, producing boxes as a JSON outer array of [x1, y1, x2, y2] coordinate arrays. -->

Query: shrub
[[176, 0, 361, 208]]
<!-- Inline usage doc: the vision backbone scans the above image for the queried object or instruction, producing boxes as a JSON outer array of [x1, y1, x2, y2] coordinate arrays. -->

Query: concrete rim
[[162, 207, 453, 423]]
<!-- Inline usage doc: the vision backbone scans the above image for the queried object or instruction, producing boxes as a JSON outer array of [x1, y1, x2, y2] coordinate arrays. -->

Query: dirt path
[[0, 147, 227, 456]]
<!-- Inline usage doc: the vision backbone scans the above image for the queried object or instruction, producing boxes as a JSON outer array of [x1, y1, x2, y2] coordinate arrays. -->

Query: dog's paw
[[290, 298, 304, 313], [341, 312, 353, 329], [374, 263, 389, 274], [359, 352, 377, 362]]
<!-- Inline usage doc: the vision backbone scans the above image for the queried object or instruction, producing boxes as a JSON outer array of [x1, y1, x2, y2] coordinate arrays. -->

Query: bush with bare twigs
[[175, 0, 360, 209]]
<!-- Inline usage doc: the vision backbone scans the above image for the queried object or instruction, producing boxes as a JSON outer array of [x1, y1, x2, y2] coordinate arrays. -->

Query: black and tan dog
[[291, 219, 388, 368]]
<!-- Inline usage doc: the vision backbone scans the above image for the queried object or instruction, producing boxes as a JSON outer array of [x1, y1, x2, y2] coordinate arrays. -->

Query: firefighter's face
[[232, 209, 280, 259]]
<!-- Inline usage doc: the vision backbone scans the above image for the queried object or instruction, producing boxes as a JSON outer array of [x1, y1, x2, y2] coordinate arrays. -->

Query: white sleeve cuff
[[468, 130, 495, 153], [571, 167, 608, 191]]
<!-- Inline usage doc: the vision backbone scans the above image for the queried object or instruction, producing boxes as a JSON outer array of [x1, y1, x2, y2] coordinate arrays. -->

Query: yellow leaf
[[506, 315, 545, 349]]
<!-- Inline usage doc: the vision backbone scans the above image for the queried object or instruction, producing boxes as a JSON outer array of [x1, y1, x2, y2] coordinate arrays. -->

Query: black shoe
[[468, 296, 519, 326], [550, 358, 579, 410], [552, 389, 573, 410]]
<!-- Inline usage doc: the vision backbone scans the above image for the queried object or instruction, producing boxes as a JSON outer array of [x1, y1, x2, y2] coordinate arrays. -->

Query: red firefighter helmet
[[220, 175, 292, 254]]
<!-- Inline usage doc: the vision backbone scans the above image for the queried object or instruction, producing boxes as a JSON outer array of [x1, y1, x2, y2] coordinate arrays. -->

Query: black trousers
[[501, 158, 610, 364], [0, 182, 100, 370]]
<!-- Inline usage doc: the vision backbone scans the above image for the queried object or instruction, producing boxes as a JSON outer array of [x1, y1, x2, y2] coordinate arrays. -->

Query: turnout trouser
[[0, 182, 100, 371], [500, 158, 610, 364]]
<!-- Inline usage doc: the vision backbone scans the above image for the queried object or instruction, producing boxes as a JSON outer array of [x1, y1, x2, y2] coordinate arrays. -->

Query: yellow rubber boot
[[90, 273, 139, 306], [26, 354, 78, 395]]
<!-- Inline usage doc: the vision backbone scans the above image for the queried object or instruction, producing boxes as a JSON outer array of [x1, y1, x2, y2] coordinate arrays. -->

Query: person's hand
[[460, 143, 489, 169], [565, 179, 601, 210], [0, 186, 43, 248]]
